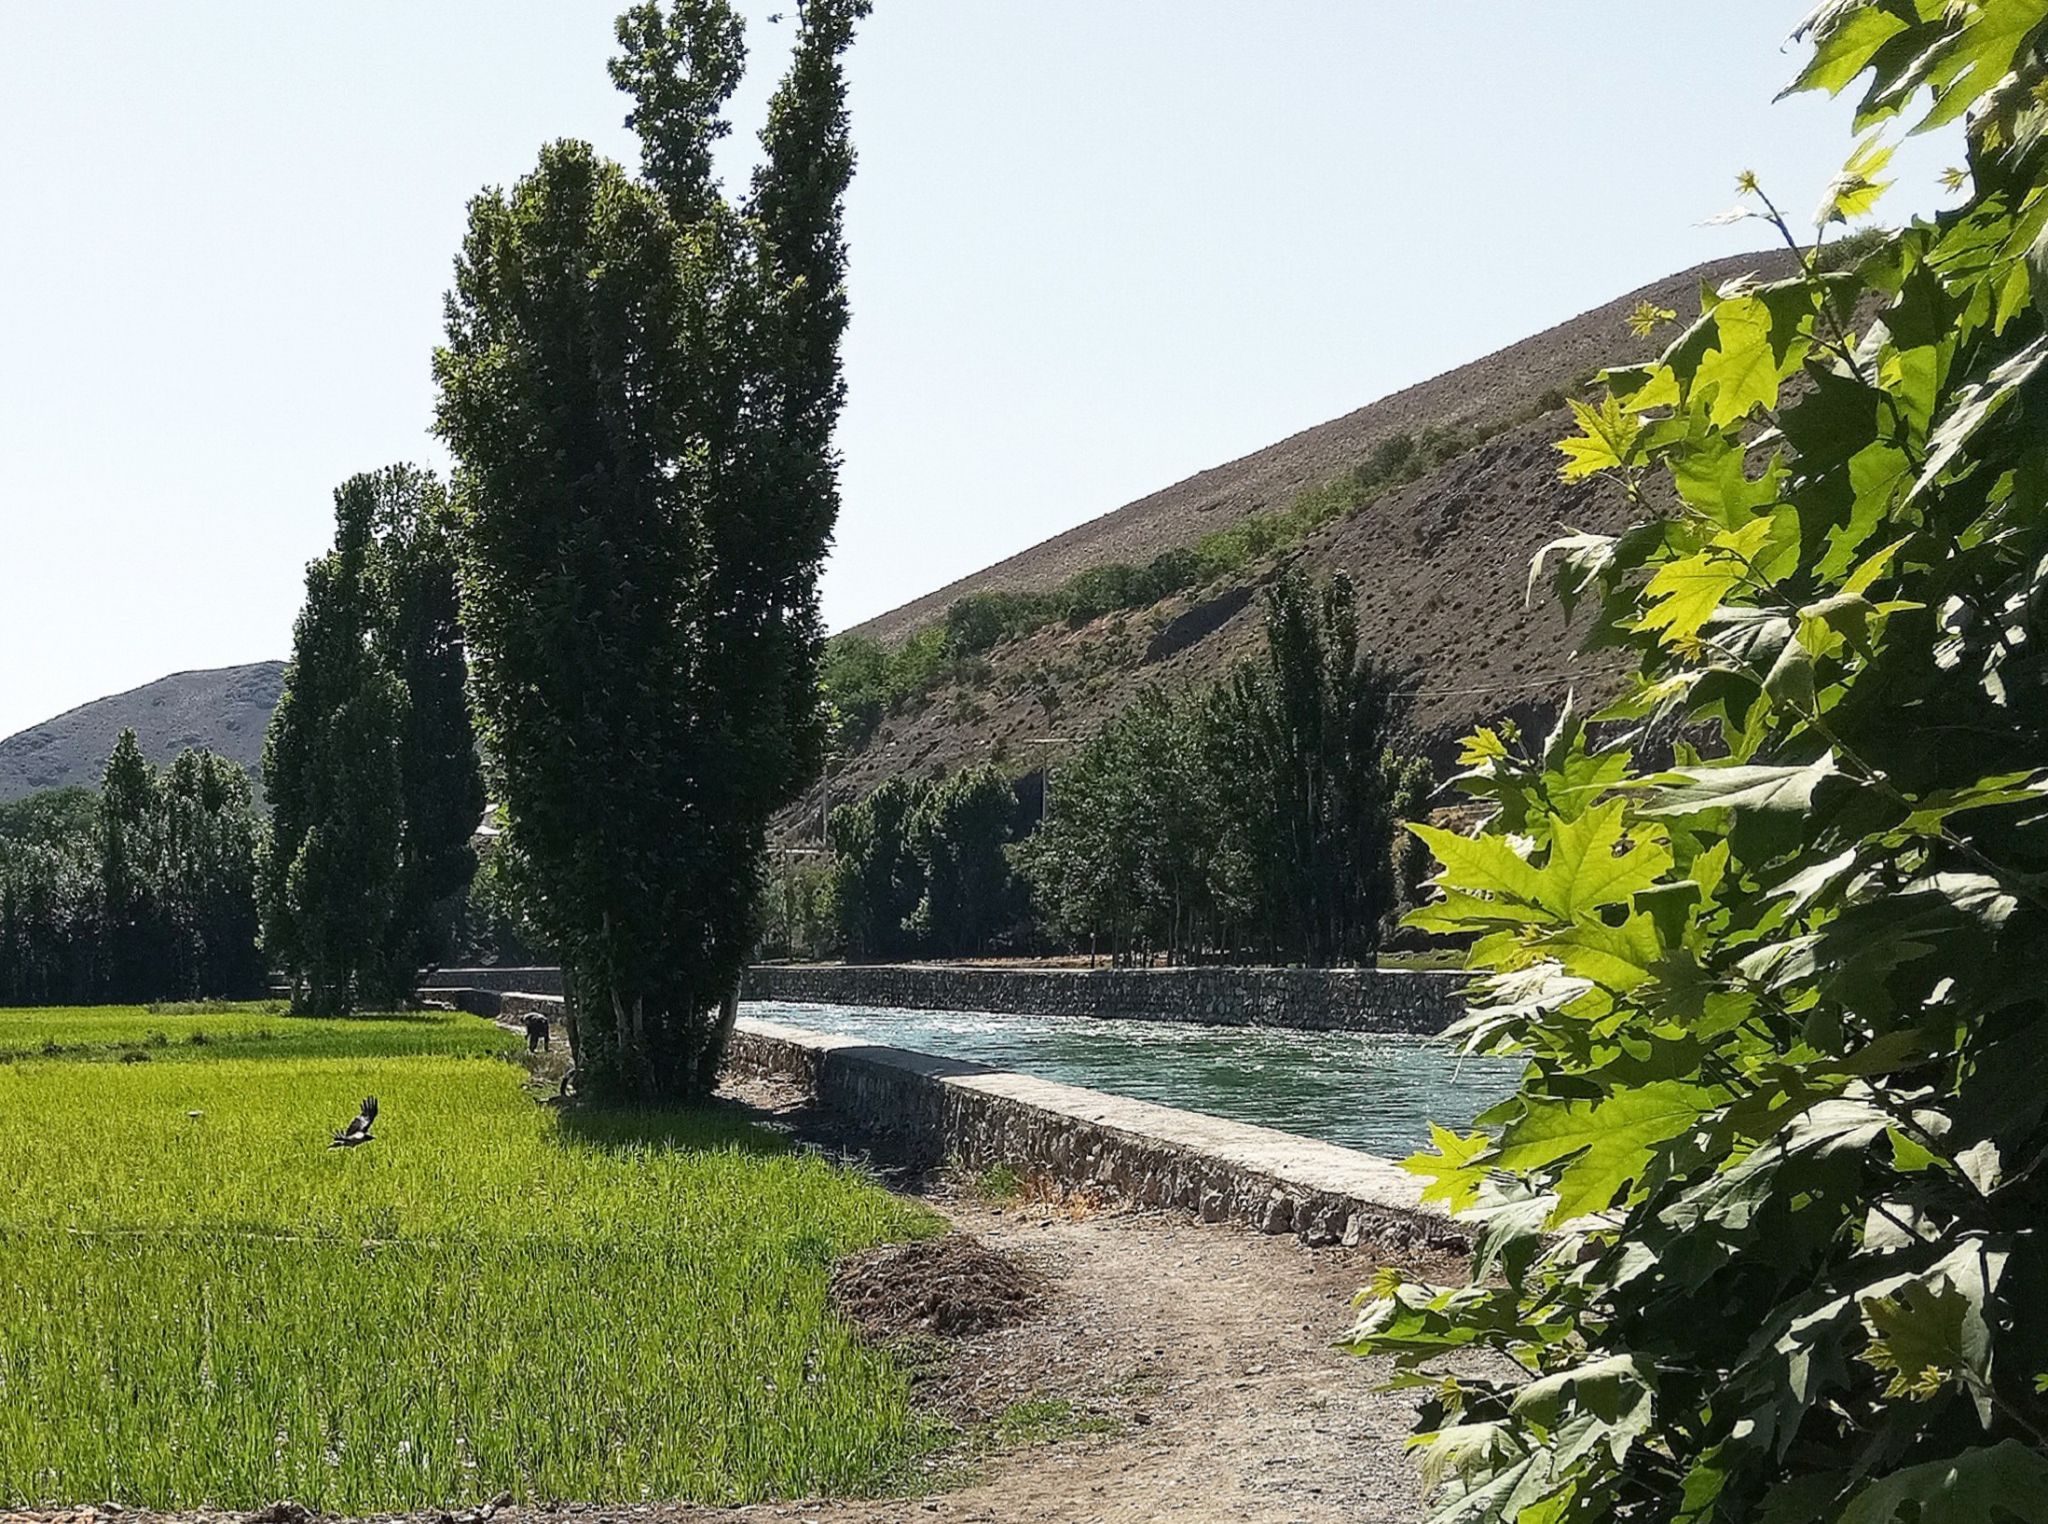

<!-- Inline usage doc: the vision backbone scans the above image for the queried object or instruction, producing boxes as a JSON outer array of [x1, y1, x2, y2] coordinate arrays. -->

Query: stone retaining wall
[[726, 1017, 1466, 1252], [429, 966, 564, 996], [427, 963, 1463, 1034], [746, 963, 1462, 1034]]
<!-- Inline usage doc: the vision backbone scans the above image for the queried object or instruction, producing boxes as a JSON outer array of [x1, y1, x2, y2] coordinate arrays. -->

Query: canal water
[[742, 1000, 1519, 1159]]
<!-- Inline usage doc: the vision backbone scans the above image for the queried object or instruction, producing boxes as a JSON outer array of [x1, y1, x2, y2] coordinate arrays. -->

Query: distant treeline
[[1, 465, 485, 1013], [0, 736, 264, 1006], [811, 569, 1433, 967]]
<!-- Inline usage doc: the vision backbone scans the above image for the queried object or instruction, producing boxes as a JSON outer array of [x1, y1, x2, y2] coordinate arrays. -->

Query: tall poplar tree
[[264, 467, 484, 1012], [262, 479, 408, 1014], [1207, 569, 1413, 964], [160, 748, 265, 998], [98, 729, 165, 1001], [437, 0, 868, 1098], [367, 465, 486, 980]]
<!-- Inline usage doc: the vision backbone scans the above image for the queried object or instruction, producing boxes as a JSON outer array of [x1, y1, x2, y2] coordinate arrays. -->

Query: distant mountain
[[796, 249, 1803, 832], [0, 662, 285, 804]]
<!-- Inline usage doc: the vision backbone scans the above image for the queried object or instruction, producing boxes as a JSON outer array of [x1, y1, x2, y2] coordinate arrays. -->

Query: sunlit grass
[[0, 1002, 518, 1063], [0, 1007, 944, 1510]]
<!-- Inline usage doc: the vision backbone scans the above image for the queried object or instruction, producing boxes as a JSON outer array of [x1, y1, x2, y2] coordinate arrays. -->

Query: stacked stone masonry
[[724, 1018, 1465, 1251], [743, 964, 1462, 1034], [427, 963, 1464, 1034]]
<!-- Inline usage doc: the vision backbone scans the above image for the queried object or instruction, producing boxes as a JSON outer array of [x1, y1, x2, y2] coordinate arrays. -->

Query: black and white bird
[[330, 1095, 379, 1148]]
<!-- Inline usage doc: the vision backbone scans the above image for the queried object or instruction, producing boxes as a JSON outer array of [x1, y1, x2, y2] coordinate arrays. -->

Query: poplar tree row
[[0, 735, 263, 1006], [262, 467, 485, 1015], [824, 570, 1434, 967]]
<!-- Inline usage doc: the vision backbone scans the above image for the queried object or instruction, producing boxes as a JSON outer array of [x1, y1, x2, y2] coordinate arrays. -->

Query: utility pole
[[1019, 736, 1070, 826]]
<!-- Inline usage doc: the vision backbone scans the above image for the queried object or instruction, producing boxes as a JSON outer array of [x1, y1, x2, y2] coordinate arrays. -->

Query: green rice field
[[0, 1003, 942, 1510], [0, 1002, 515, 1063]]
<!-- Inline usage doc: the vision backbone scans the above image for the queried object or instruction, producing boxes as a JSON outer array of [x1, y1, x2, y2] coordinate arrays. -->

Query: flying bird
[[330, 1095, 378, 1148]]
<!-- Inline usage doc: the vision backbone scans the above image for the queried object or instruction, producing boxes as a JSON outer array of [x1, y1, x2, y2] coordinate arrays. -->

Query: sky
[[0, 3, 1964, 743]]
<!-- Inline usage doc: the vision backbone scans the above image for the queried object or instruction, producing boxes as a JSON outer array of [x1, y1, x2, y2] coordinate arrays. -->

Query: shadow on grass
[[553, 1098, 792, 1158], [286, 1009, 466, 1026]]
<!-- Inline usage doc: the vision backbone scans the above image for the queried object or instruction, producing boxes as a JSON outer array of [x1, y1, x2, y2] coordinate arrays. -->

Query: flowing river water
[[742, 999, 1520, 1159]]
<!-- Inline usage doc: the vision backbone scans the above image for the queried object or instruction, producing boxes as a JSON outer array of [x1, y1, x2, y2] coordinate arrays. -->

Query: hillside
[[802, 249, 1800, 834], [0, 662, 283, 803]]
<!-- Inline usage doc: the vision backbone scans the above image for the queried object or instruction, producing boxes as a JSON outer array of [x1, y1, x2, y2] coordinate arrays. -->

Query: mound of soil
[[831, 1233, 1046, 1338]]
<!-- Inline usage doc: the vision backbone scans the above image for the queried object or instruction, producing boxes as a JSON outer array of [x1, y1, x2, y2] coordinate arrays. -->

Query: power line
[[1407, 670, 1616, 698]]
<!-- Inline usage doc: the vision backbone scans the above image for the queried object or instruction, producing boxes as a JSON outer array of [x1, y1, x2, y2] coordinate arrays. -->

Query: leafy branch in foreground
[[1350, 4, 2048, 1520]]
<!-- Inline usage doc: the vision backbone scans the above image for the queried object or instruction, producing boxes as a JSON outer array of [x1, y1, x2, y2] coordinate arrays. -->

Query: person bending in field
[[524, 1013, 551, 1053]]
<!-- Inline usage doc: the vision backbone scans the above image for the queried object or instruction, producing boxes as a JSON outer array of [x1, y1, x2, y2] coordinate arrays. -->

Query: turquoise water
[[741, 1000, 1519, 1159]]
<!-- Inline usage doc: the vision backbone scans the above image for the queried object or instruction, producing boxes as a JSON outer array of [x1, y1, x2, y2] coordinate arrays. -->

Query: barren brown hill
[[0, 662, 282, 805], [847, 250, 1795, 649], [797, 249, 1799, 834]]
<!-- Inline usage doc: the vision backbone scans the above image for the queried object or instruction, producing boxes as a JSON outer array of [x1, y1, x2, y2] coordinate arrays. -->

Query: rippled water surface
[[741, 1000, 1518, 1158]]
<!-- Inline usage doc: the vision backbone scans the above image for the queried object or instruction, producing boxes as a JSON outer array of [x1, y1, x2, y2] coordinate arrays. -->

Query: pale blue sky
[[0, 4, 1960, 742]]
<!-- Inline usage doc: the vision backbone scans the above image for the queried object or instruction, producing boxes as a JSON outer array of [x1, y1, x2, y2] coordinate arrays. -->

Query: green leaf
[[1695, 295, 1780, 426], [1548, 913, 1664, 993], [1411, 823, 1547, 906], [1859, 1241, 2007, 1424], [1887, 1125, 1944, 1173], [1557, 394, 1644, 480], [1404, 889, 1549, 935], [1404, 1123, 1494, 1213], [1465, 1182, 1557, 1286], [1862, 1278, 1973, 1402], [1818, 134, 1895, 224], [1640, 755, 1840, 816], [1669, 430, 1784, 530], [1785, 6, 1911, 98], [1534, 800, 1673, 919], [1838, 1441, 2048, 1524], [1763, 631, 1817, 711], [1900, 0, 2048, 130], [1637, 517, 1774, 648], [1908, 337, 2048, 503], [1899, 770, 2048, 833], [1492, 1081, 1709, 1223]]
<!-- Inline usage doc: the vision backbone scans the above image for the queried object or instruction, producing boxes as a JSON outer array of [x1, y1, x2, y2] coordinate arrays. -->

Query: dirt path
[[692, 1075, 1448, 1524], [824, 1197, 1438, 1524]]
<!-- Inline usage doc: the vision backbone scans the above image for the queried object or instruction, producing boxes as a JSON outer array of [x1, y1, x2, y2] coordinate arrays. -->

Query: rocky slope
[[798, 249, 1795, 831]]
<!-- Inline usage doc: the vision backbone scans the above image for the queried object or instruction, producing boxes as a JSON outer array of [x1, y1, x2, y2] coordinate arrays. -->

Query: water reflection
[[741, 1001, 1517, 1158]]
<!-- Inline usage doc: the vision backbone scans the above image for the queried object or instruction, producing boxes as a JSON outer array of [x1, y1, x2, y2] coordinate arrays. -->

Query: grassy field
[[0, 1002, 517, 1063], [0, 1003, 943, 1511]]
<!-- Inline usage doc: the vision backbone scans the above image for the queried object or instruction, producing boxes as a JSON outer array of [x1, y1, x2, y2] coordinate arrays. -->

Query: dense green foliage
[[0, 788, 98, 1004], [0, 1004, 939, 1508], [374, 467, 488, 981], [1018, 570, 1428, 964], [0, 741, 263, 1007], [1350, 7, 2048, 1518], [1209, 568, 1427, 964], [452, 828, 552, 968], [757, 851, 838, 962], [828, 766, 1023, 960], [436, 0, 866, 1098], [264, 467, 479, 1014], [1016, 687, 1221, 962]]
